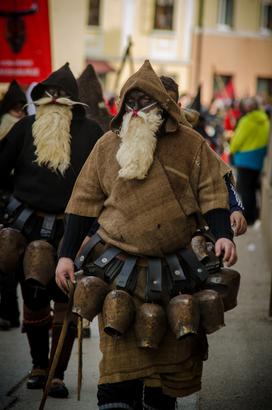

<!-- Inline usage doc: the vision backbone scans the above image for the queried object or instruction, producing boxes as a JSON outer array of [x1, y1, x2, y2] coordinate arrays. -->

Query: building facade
[[79, 0, 272, 103], [1, 0, 271, 104], [191, 0, 272, 104]]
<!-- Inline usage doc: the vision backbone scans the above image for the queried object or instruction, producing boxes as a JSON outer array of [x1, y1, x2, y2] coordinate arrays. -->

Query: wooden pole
[[113, 36, 133, 94], [77, 316, 83, 400], [38, 274, 82, 410], [194, 0, 204, 92]]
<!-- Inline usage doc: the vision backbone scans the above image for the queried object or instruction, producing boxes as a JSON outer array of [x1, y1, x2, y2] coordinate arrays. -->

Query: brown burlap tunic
[[66, 61, 229, 397]]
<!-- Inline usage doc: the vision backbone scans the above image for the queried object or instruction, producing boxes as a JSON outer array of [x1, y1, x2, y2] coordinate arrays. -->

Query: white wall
[[49, 0, 87, 78]]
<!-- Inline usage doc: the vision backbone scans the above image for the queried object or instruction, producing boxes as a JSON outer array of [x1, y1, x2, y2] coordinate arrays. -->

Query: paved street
[[0, 223, 272, 410]]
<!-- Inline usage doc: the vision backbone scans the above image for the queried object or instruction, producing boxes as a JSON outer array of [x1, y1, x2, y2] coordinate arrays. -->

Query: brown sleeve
[[201, 145, 236, 186], [191, 141, 229, 215], [65, 141, 106, 217]]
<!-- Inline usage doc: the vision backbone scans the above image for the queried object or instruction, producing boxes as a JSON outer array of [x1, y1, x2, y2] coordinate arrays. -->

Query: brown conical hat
[[77, 64, 111, 132]]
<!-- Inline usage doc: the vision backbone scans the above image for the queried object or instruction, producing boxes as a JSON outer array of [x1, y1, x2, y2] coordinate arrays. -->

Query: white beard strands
[[116, 107, 163, 180], [32, 103, 73, 175], [0, 113, 19, 140], [26, 93, 88, 108]]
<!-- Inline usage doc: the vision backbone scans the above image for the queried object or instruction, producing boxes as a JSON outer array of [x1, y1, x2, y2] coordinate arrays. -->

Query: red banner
[[0, 0, 51, 84]]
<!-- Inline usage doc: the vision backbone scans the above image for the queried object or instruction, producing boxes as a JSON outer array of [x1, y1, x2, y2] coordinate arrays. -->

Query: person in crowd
[[77, 64, 112, 133], [0, 80, 27, 330], [106, 94, 118, 116], [230, 97, 270, 225], [0, 80, 26, 141], [56, 60, 237, 410], [224, 100, 241, 133], [0, 63, 103, 397]]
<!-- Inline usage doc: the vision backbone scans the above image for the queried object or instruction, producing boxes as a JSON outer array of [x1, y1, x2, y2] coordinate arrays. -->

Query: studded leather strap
[[74, 233, 102, 269]]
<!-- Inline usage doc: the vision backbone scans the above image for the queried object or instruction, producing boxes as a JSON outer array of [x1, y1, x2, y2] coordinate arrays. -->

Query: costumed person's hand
[[55, 257, 75, 294], [215, 238, 237, 267], [230, 211, 247, 236]]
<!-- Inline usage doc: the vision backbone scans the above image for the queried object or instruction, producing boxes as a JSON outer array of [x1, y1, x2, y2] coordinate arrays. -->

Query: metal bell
[[73, 275, 110, 321], [134, 303, 167, 349], [23, 240, 56, 286], [102, 289, 135, 337], [191, 235, 209, 262], [167, 294, 200, 339], [204, 268, 240, 312], [0, 227, 26, 273], [194, 289, 225, 334]]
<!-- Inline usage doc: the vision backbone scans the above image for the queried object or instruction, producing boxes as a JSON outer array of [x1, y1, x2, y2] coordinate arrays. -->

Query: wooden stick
[[77, 316, 83, 400], [39, 282, 75, 410]]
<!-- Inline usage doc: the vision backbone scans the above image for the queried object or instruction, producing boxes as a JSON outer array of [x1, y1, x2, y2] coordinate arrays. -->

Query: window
[[88, 0, 100, 26], [217, 0, 233, 28], [260, 1, 272, 32], [257, 77, 272, 97], [154, 0, 174, 31]]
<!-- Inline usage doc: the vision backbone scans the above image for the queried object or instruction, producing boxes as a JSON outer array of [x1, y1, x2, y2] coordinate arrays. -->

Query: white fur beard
[[32, 104, 73, 175], [0, 113, 19, 140], [116, 108, 163, 180]]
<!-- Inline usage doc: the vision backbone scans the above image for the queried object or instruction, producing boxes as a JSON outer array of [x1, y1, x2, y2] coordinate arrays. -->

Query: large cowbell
[[167, 294, 199, 339], [73, 275, 110, 321], [204, 268, 241, 312], [134, 303, 167, 349], [102, 289, 135, 337], [194, 289, 225, 334], [0, 227, 26, 273], [23, 240, 56, 286]]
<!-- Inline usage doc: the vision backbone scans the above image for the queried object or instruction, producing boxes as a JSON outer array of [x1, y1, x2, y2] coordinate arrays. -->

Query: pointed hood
[[111, 60, 182, 133], [190, 85, 202, 113], [0, 80, 26, 116], [31, 63, 79, 101], [77, 64, 111, 132]]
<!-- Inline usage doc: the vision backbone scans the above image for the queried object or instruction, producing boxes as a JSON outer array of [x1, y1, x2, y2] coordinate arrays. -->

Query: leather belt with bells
[[116, 256, 137, 293], [165, 253, 187, 290], [74, 233, 102, 270], [178, 248, 208, 283], [146, 258, 163, 303]]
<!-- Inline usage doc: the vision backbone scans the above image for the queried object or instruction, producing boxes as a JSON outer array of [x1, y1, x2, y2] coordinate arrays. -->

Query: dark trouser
[[97, 380, 177, 410], [22, 277, 76, 379], [26, 323, 50, 369], [0, 270, 20, 324], [236, 167, 261, 225], [15, 214, 75, 379], [24, 321, 76, 379]]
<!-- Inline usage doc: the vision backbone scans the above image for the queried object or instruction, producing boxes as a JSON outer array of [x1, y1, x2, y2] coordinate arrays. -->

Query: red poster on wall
[[0, 0, 51, 84]]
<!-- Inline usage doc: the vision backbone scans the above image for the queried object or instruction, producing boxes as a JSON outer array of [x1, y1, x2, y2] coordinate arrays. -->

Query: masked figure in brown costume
[[0, 63, 103, 397], [56, 61, 237, 409]]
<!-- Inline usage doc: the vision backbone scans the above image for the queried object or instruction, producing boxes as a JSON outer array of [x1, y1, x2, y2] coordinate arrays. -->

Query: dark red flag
[[0, 0, 51, 84]]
